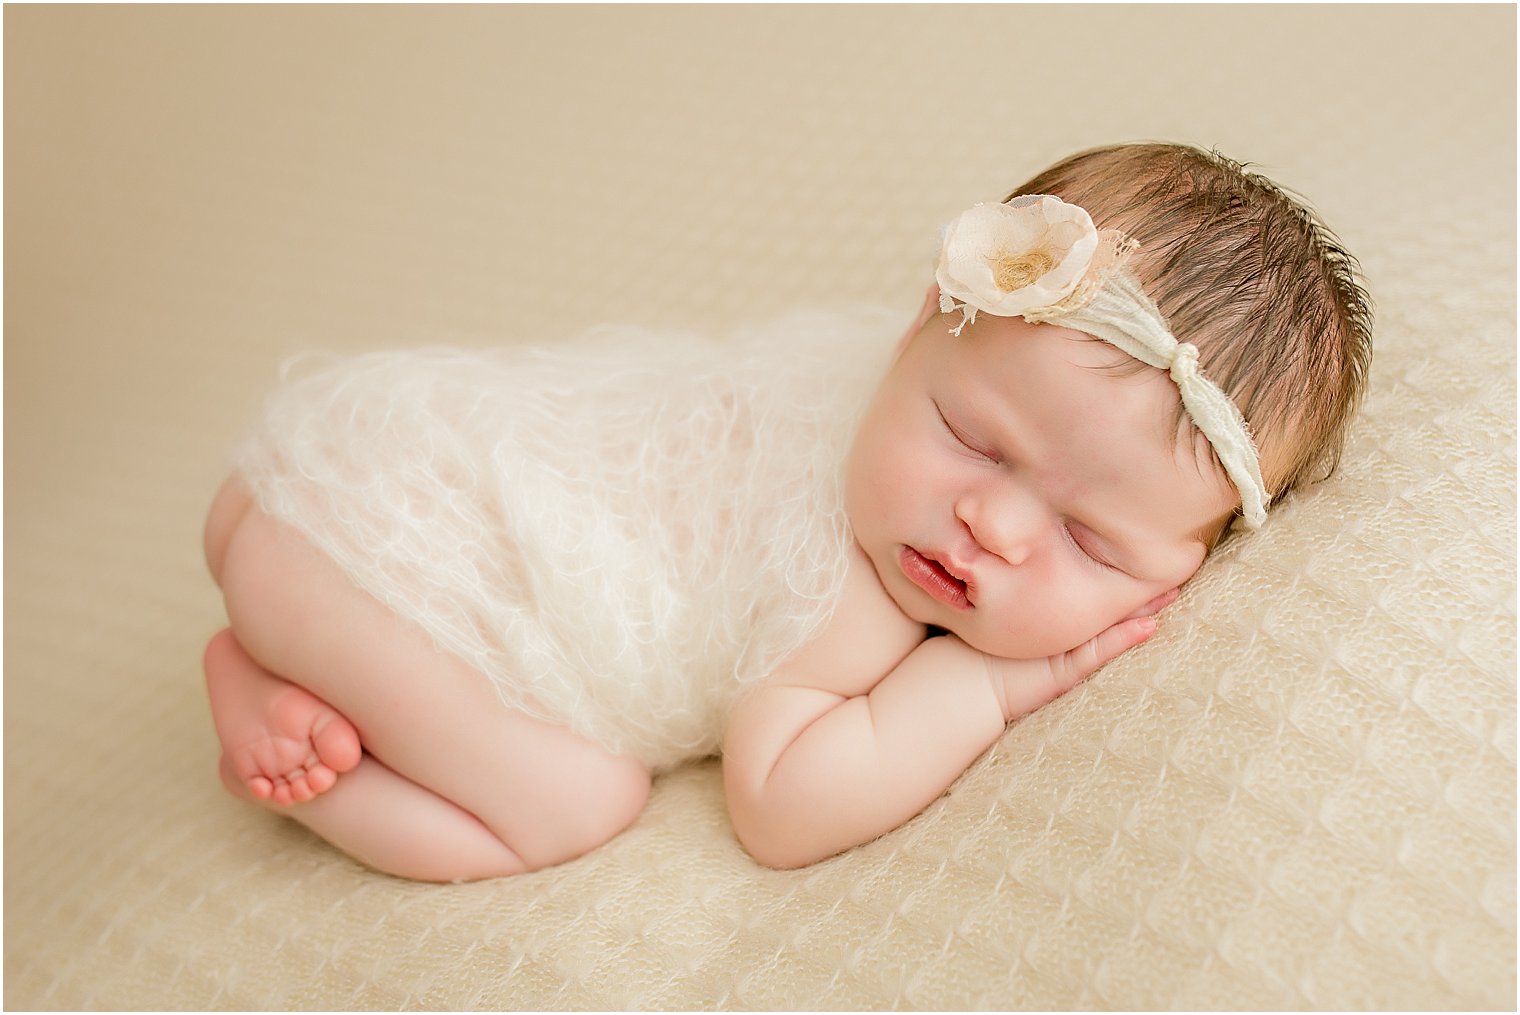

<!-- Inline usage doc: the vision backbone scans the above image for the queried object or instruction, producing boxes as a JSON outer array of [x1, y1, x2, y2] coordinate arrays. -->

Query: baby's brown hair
[[1008, 142, 1374, 508]]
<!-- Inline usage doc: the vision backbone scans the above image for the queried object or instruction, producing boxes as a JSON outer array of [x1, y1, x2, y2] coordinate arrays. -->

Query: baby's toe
[[312, 715, 362, 774], [269, 779, 298, 807], [305, 764, 338, 795], [286, 776, 318, 804]]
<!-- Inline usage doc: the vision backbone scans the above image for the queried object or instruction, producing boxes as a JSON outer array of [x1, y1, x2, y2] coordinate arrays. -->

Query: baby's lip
[[918, 547, 978, 604], [922, 547, 974, 584]]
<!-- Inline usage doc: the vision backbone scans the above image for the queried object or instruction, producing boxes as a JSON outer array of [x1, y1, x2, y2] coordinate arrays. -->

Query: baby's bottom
[[201, 477, 651, 882]]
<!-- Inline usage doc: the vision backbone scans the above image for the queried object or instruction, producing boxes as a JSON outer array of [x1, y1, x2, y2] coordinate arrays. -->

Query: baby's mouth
[[900, 546, 975, 610]]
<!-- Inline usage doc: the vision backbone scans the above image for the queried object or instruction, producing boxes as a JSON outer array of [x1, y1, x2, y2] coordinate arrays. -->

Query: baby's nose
[[956, 486, 1042, 566]]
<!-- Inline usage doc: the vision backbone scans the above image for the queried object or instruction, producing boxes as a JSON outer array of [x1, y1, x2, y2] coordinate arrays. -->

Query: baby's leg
[[208, 632, 538, 879], [204, 477, 651, 881], [204, 478, 360, 806]]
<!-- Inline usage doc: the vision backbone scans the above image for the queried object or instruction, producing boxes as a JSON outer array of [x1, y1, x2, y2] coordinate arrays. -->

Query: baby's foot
[[203, 628, 362, 806]]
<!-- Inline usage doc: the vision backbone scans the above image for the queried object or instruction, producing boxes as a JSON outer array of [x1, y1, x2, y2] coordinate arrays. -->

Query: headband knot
[[1170, 342, 1200, 385]]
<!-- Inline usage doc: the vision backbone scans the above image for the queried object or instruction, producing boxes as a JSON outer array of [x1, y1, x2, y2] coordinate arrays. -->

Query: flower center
[[991, 249, 1055, 292]]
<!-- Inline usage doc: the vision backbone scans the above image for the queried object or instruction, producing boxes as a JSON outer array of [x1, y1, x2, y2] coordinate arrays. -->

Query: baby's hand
[[987, 588, 1179, 723]]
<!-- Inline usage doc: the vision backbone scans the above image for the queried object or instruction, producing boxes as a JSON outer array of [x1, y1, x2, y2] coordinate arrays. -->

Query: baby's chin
[[897, 596, 1099, 662], [945, 614, 1122, 662]]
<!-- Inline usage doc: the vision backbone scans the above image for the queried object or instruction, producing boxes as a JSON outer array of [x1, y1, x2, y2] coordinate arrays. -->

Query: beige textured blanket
[[5, 6, 1513, 1009]]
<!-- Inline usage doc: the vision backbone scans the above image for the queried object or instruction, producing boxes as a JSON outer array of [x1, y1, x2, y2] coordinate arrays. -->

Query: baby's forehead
[[960, 326, 1169, 419]]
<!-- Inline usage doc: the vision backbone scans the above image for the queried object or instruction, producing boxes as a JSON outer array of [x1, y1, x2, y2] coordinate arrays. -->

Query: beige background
[[6, 5, 1515, 1010]]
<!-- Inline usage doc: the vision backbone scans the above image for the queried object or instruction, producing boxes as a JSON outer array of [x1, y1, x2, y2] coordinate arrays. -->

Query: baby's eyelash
[[1064, 522, 1122, 573], [934, 403, 997, 461]]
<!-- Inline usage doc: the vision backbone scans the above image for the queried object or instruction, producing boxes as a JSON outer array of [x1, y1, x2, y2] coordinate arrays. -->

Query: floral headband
[[935, 196, 1268, 529]]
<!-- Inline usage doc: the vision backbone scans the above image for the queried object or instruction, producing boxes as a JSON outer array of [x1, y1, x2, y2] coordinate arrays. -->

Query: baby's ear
[[916, 282, 941, 325], [895, 283, 941, 355]]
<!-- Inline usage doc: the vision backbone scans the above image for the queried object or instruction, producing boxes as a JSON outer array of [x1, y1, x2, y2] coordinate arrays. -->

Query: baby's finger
[[1004, 617, 1157, 719], [1118, 587, 1179, 623], [1050, 616, 1157, 691]]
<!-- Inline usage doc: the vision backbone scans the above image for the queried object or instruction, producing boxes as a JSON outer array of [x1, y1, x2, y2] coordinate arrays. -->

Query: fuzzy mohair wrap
[[235, 309, 899, 773]]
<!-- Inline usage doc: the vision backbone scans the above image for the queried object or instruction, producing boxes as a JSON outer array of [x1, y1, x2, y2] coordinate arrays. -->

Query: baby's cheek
[[1011, 598, 1132, 660], [951, 613, 1084, 662]]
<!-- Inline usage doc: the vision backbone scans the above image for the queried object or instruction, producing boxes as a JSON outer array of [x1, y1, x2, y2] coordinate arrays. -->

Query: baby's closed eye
[[934, 401, 999, 462], [1061, 520, 1125, 574]]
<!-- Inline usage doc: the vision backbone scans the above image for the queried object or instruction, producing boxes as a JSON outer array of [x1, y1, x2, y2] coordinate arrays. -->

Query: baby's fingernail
[[1137, 616, 1158, 634]]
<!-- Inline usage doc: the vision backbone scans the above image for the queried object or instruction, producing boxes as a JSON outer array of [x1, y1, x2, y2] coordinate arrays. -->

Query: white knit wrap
[[235, 310, 897, 772]]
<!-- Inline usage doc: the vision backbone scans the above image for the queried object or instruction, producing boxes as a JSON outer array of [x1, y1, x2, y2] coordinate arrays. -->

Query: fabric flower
[[935, 196, 1134, 335]]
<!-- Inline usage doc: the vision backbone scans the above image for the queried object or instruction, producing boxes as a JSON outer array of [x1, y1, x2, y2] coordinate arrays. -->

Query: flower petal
[[935, 197, 1102, 321]]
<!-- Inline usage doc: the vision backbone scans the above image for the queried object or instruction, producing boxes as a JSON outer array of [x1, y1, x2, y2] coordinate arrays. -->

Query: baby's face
[[845, 295, 1239, 660]]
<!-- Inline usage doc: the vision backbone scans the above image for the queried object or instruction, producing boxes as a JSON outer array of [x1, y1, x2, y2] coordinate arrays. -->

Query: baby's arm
[[724, 544, 1165, 869]]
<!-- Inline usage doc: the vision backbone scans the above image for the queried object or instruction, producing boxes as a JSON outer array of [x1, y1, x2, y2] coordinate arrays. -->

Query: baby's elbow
[[732, 819, 816, 871], [725, 781, 785, 869], [734, 823, 826, 871], [723, 758, 813, 870]]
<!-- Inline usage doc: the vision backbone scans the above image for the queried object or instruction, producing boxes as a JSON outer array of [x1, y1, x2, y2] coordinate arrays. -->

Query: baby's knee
[[584, 752, 652, 845], [532, 750, 651, 869]]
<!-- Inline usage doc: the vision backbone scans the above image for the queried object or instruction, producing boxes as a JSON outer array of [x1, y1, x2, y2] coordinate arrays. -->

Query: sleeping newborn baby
[[202, 142, 1373, 880]]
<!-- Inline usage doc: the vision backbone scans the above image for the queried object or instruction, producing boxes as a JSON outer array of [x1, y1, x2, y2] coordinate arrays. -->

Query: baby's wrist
[[928, 632, 1020, 724], [975, 646, 1017, 724]]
